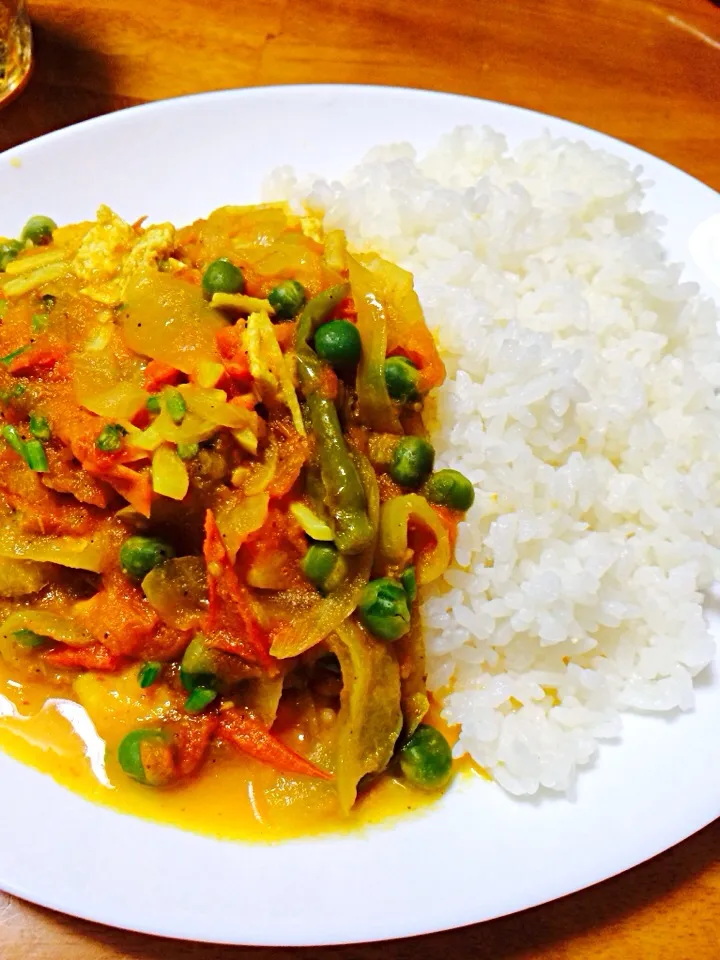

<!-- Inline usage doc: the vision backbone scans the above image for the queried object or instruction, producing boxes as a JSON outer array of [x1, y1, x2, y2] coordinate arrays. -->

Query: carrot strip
[[8, 345, 66, 376], [215, 326, 242, 359], [144, 360, 181, 392], [103, 463, 153, 517], [176, 713, 219, 778], [74, 571, 159, 657], [267, 435, 309, 499], [203, 510, 274, 670], [216, 327, 253, 386], [130, 407, 151, 429], [217, 709, 332, 781], [273, 320, 297, 351], [335, 296, 357, 320], [317, 365, 339, 401], [44, 642, 122, 671], [64, 423, 153, 516]]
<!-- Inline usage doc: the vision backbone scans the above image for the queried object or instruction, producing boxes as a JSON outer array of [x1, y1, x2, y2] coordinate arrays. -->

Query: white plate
[[1, 85, 719, 946]]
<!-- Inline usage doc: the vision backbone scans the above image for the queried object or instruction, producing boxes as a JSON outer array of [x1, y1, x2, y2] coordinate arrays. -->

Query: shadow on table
[[0, 15, 135, 153], [35, 819, 719, 960]]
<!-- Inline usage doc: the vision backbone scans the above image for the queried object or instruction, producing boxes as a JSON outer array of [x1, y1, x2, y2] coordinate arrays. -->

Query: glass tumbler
[[0, 0, 32, 107]]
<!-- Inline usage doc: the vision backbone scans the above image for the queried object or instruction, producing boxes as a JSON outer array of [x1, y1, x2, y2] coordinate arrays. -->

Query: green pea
[[146, 394, 161, 414], [399, 724, 453, 790], [13, 628, 48, 648], [164, 387, 186, 425], [180, 634, 218, 692], [302, 543, 346, 593], [384, 356, 420, 403], [0, 240, 23, 271], [202, 258, 244, 297], [137, 661, 162, 688], [268, 279, 306, 319], [358, 577, 411, 642], [389, 436, 435, 488], [184, 686, 218, 713], [176, 441, 199, 460], [120, 535, 175, 581], [400, 565, 417, 603], [314, 319, 362, 368], [95, 423, 126, 452], [302, 543, 336, 586], [21, 216, 57, 246], [117, 729, 175, 786], [425, 468, 475, 512]]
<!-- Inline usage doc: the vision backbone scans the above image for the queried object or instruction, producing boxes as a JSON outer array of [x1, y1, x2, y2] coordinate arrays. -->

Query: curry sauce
[[0, 661, 441, 840], [0, 203, 472, 836]]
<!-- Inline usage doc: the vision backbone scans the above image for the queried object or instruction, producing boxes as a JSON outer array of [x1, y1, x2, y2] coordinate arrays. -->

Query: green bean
[[295, 283, 349, 390], [295, 285, 373, 556], [307, 393, 374, 555]]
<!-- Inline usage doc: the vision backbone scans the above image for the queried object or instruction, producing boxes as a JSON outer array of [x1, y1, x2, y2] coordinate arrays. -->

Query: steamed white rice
[[266, 126, 720, 797]]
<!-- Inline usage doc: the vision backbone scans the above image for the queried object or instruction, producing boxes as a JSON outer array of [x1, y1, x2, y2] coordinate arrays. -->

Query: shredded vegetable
[[0, 201, 468, 824]]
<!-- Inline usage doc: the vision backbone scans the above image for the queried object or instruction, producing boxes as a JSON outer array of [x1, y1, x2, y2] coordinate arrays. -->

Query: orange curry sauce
[[0, 204, 463, 840]]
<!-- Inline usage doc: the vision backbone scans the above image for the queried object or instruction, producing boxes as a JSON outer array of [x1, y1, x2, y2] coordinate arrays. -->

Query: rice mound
[[266, 126, 720, 796]]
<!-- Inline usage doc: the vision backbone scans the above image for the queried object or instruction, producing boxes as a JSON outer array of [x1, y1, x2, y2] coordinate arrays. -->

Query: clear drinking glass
[[0, 0, 32, 107]]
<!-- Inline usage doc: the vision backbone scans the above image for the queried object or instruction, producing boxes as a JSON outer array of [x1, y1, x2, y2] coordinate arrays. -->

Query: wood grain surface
[[1, 0, 719, 956]]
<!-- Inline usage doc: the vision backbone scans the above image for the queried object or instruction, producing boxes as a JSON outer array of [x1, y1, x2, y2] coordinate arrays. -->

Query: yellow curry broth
[[0, 203, 459, 839], [0, 660, 437, 840]]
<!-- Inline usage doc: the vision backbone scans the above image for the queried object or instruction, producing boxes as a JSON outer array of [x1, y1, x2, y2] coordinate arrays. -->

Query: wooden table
[[1, 0, 719, 956]]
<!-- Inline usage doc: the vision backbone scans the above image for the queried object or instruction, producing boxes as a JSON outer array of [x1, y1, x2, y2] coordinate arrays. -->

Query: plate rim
[[1, 83, 719, 946], [3, 81, 719, 197]]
